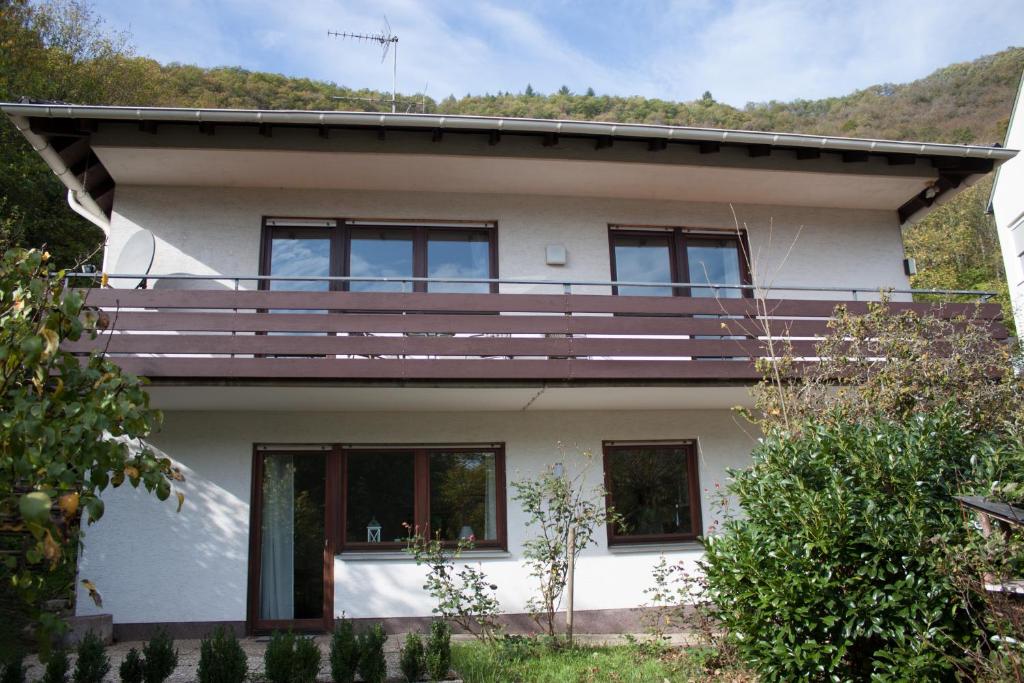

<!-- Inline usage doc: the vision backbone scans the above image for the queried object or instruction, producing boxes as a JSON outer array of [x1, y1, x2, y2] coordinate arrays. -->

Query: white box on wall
[[545, 244, 567, 266]]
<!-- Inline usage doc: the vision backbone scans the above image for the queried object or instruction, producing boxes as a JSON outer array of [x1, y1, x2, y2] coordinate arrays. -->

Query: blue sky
[[89, 0, 1024, 107]]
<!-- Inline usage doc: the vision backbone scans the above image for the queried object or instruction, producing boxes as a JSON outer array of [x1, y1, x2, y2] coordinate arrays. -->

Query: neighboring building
[[992, 68, 1024, 333], [2, 102, 1015, 638]]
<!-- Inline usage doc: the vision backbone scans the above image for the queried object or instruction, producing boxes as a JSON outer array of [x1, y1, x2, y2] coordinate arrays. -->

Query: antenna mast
[[328, 16, 399, 112]]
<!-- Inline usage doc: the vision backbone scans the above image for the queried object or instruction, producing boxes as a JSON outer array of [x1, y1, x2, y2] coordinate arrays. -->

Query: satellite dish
[[111, 230, 155, 289]]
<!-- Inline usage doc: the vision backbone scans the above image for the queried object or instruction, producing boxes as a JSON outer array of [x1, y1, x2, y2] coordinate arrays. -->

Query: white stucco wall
[[76, 409, 756, 625], [992, 70, 1024, 333], [102, 186, 911, 298]]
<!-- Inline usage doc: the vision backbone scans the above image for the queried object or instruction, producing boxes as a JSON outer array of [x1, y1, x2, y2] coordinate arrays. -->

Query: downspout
[[10, 114, 110, 235]]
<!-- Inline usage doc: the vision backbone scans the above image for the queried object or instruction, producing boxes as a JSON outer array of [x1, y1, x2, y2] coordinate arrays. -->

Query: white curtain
[[484, 454, 497, 540], [260, 454, 295, 620]]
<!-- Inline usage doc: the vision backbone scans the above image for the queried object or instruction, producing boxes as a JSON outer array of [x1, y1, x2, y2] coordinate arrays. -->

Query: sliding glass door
[[250, 451, 333, 632]]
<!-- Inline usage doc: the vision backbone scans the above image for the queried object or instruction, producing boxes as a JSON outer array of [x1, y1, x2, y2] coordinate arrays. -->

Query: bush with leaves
[[701, 299, 1024, 679], [355, 624, 387, 683], [328, 619, 358, 683], [425, 621, 451, 681], [510, 446, 620, 637], [73, 631, 109, 683], [118, 648, 143, 683], [0, 248, 183, 654], [704, 405, 1024, 680], [263, 631, 320, 683], [404, 531, 501, 643], [290, 637, 320, 683], [197, 627, 247, 683], [42, 648, 69, 683], [399, 633, 425, 682], [141, 629, 178, 683], [0, 653, 25, 683], [262, 631, 293, 683]]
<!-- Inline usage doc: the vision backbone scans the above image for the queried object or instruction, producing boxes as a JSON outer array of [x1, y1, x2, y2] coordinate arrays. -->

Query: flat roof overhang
[[2, 102, 1018, 226], [145, 382, 758, 412]]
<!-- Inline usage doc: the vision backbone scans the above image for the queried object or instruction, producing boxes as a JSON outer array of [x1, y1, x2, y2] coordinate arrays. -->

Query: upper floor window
[[609, 226, 749, 298], [261, 218, 497, 293]]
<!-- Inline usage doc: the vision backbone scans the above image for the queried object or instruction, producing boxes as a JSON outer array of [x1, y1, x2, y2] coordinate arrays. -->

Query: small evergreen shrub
[[328, 619, 359, 683], [398, 633, 425, 682], [42, 649, 70, 683], [119, 649, 144, 683], [263, 631, 320, 683], [197, 627, 247, 683], [0, 653, 25, 683], [289, 637, 320, 683], [73, 632, 110, 683], [262, 632, 295, 683], [142, 629, 178, 683], [355, 624, 387, 683], [425, 621, 451, 681]]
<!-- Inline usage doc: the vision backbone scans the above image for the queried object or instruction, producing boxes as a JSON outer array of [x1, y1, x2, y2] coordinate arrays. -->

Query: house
[[992, 68, 1024, 333], [2, 102, 1014, 639]]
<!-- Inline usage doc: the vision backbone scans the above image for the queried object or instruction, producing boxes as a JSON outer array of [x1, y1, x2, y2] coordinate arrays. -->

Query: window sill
[[606, 541, 704, 555], [337, 549, 512, 562]]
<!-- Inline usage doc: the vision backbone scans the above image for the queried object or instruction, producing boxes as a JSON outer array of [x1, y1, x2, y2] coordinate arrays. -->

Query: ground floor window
[[602, 441, 702, 544], [341, 446, 506, 551]]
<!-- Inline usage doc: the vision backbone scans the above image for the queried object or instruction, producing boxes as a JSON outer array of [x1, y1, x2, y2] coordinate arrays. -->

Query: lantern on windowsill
[[367, 517, 382, 543]]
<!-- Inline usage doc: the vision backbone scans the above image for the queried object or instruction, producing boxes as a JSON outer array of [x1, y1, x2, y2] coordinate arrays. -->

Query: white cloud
[[91, 0, 1024, 107]]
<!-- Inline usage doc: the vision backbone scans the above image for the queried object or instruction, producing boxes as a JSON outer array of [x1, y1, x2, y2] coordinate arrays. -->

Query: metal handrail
[[63, 272, 998, 301]]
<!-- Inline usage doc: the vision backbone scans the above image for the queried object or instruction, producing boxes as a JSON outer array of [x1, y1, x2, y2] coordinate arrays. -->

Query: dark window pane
[[259, 453, 325, 620], [269, 232, 331, 292], [686, 238, 742, 298], [427, 230, 491, 293], [429, 451, 498, 541], [607, 446, 692, 538], [612, 234, 673, 296], [346, 452, 414, 543], [349, 228, 414, 292]]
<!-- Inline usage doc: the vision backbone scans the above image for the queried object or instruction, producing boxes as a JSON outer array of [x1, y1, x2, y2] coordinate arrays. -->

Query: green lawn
[[451, 641, 752, 683]]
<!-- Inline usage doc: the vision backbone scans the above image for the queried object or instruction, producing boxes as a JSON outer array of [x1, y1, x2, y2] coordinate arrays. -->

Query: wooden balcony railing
[[64, 281, 1006, 383]]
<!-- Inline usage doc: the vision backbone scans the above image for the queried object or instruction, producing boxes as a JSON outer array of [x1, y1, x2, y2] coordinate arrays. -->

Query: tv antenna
[[328, 16, 399, 112]]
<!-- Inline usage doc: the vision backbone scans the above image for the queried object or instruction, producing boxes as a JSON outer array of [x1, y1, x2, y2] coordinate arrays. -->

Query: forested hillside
[[1, 0, 1021, 321]]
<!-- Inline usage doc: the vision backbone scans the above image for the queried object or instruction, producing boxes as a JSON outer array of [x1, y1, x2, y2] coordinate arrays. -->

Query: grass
[[451, 640, 755, 683]]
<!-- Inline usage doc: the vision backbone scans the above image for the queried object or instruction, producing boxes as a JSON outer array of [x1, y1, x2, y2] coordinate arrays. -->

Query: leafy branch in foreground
[[0, 248, 183, 655]]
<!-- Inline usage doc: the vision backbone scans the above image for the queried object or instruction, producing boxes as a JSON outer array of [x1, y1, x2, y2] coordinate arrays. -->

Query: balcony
[[65, 275, 1006, 385]]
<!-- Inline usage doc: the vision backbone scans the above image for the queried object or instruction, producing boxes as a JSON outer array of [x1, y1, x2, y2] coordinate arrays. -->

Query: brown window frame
[[607, 225, 752, 297], [602, 441, 703, 546], [258, 218, 499, 293], [339, 445, 508, 553]]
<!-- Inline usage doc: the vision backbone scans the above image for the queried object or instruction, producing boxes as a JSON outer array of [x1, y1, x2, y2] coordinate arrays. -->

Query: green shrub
[[703, 406, 1024, 681], [355, 624, 387, 683], [197, 627, 247, 683], [425, 621, 451, 681], [263, 630, 321, 683], [262, 631, 295, 683], [118, 649, 144, 683], [42, 649, 70, 683], [142, 629, 178, 683], [0, 653, 25, 683], [73, 632, 110, 683], [328, 619, 359, 683], [289, 637, 320, 683], [399, 633, 425, 682]]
